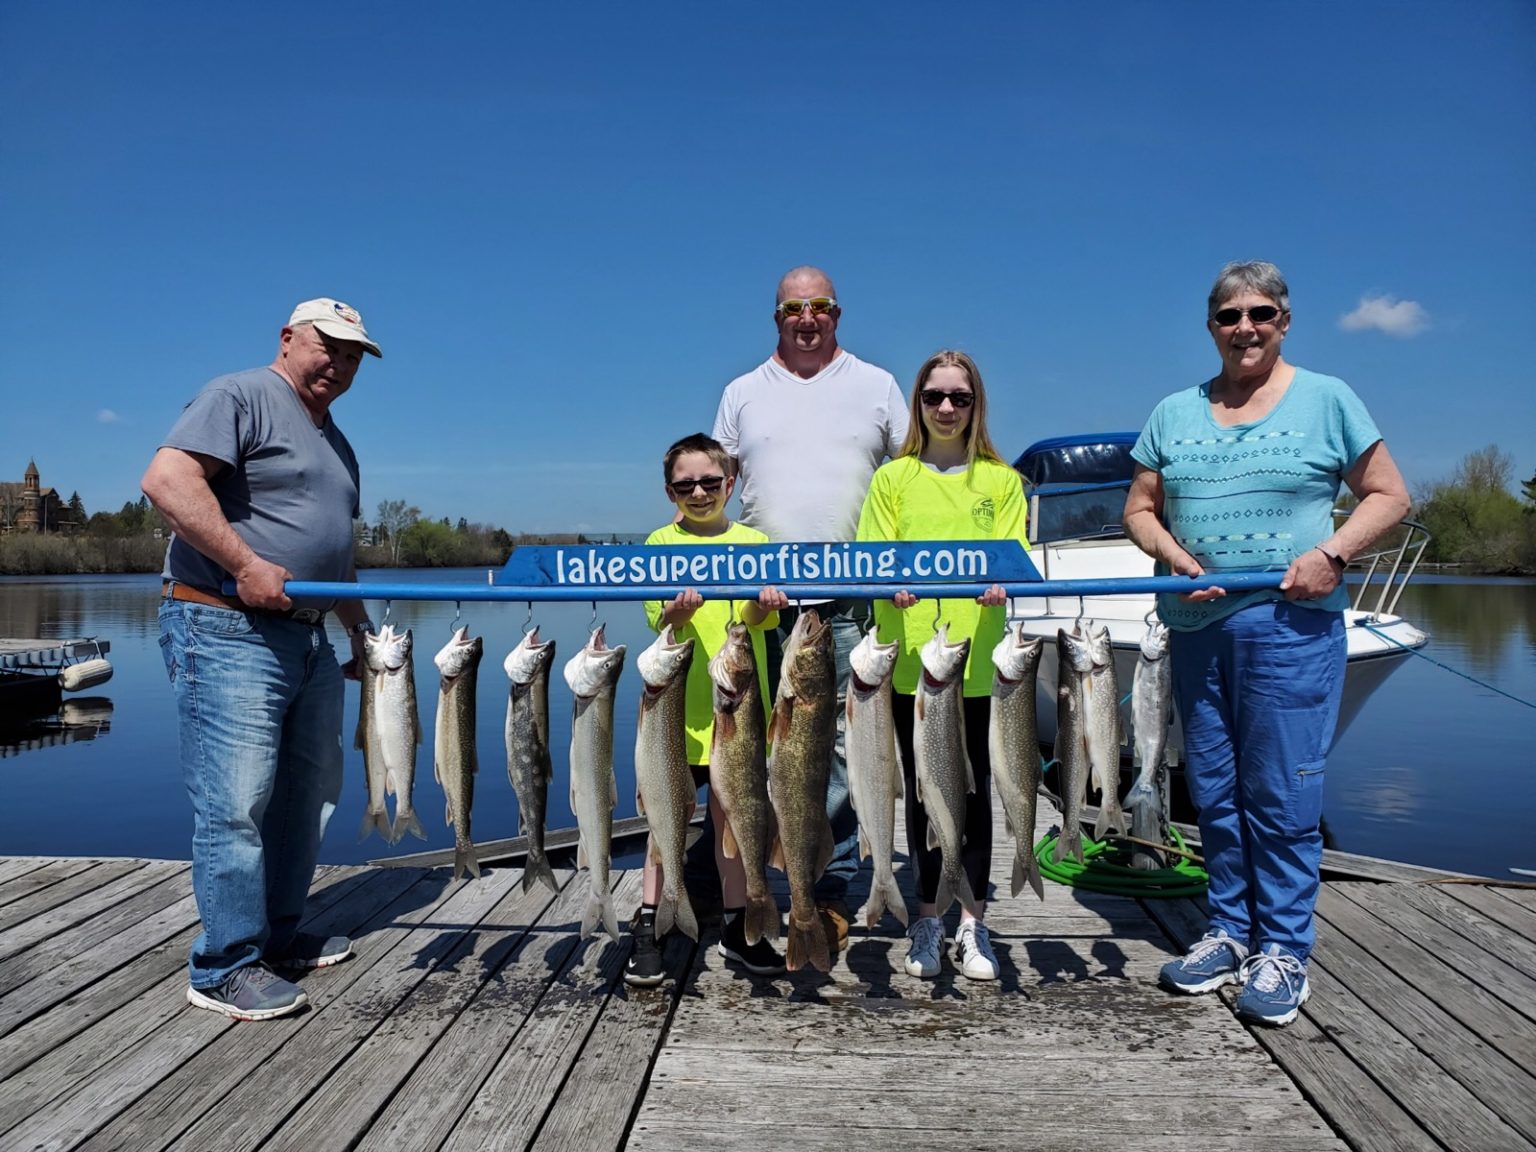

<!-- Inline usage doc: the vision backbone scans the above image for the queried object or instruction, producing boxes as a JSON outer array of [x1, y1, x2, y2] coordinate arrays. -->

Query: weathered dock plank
[[0, 858, 52, 888], [0, 860, 151, 933], [1143, 896, 1443, 1152], [0, 860, 179, 966], [1332, 881, 1536, 1022], [0, 858, 100, 913], [628, 1124, 1349, 1151], [1437, 882, 1536, 943], [1315, 891, 1536, 1145], [266, 865, 570, 1152], [1388, 881, 1536, 982]]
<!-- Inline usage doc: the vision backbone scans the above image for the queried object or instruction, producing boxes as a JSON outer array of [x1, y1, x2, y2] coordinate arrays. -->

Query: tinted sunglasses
[[919, 389, 975, 409], [776, 297, 838, 317], [1212, 305, 1285, 327], [668, 475, 726, 495]]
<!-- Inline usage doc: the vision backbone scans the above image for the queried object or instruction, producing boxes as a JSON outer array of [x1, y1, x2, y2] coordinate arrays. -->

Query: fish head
[[563, 623, 627, 697], [1088, 622, 1114, 666], [919, 622, 970, 686], [848, 628, 898, 690], [366, 624, 412, 672], [637, 624, 694, 690], [991, 623, 1044, 683], [707, 622, 756, 695], [433, 625, 483, 678], [504, 626, 556, 684], [1057, 626, 1096, 674], [1139, 620, 1170, 662], [781, 609, 834, 700]]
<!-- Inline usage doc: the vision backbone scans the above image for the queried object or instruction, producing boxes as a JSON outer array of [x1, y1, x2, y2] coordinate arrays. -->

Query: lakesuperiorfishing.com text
[[551, 544, 991, 586]]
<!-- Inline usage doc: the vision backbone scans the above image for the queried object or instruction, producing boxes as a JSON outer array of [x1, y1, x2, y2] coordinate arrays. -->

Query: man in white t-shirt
[[712, 266, 909, 949]]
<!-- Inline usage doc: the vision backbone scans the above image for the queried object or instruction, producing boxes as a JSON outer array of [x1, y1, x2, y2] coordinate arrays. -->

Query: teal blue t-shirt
[[1130, 367, 1382, 631]]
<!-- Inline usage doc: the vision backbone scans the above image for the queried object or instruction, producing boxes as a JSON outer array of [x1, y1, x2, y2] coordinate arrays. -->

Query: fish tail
[[357, 807, 391, 843], [524, 851, 559, 895], [1016, 849, 1045, 900], [581, 878, 620, 942], [453, 842, 481, 881], [786, 913, 831, 973], [391, 807, 427, 844], [744, 893, 780, 945], [656, 891, 676, 940], [861, 867, 908, 929], [956, 871, 984, 922], [934, 870, 956, 919], [674, 890, 700, 943]]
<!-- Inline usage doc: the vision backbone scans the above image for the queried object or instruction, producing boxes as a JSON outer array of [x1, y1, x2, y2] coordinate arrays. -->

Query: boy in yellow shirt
[[627, 434, 789, 987]]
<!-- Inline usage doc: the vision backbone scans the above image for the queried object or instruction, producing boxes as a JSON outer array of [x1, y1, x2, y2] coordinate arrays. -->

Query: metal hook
[[382, 600, 393, 626], [1144, 605, 1159, 627], [450, 601, 462, 632], [1074, 596, 1086, 630], [522, 602, 534, 636], [588, 601, 599, 635], [728, 597, 737, 626], [933, 598, 945, 632]]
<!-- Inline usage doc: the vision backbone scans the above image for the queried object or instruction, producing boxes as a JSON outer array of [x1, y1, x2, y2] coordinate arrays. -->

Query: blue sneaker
[[1235, 944, 1310, 1026], [1159, 929, 1248, 994]]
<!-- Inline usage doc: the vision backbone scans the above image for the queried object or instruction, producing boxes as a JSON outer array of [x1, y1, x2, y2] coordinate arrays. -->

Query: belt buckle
[[290, 608, 324, 625]]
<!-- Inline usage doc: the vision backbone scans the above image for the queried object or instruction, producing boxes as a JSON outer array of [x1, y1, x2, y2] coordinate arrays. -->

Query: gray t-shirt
[[160, 367, 361, 606], [712, 351, 909, 543]]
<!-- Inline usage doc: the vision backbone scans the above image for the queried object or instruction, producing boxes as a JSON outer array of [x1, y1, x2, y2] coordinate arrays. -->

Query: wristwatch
[[349, 619, 375, 636], [1317, 546, 1345, 573]]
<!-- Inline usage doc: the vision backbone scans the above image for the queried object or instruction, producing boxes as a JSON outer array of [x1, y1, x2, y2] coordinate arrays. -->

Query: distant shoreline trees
[[1413, 446, 1536, 575]]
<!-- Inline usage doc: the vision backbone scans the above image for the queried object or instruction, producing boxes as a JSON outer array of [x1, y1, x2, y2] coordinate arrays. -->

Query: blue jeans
[[764, 599, 870, 905], [158, 599, 344, 988], [1170, 600, 1345, 963]]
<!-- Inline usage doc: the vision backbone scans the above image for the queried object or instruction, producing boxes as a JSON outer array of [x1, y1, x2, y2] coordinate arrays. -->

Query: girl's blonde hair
[[895, 349, 1003, 468]]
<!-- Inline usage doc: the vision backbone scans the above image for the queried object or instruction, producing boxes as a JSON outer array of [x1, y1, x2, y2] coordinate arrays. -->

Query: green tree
[[1415, 445, 1530, 573], [375, 500, 420, 565], [398, 518, 458, 566], [67, 491, 86, 524]]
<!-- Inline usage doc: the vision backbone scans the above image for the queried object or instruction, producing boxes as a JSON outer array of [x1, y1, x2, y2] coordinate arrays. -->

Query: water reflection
[[0, 696, 114, 757]]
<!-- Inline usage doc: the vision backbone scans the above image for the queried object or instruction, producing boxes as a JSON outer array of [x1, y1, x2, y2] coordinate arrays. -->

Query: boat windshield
[[1013, 434, 1139, 545]]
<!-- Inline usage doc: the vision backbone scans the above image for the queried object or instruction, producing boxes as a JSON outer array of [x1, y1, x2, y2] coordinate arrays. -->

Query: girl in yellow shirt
[[855, 350, 1028, 982]]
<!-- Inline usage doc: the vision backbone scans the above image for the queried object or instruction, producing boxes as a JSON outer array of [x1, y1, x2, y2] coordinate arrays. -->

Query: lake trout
[[433, 626, 483, 880], [355, 631, 390, 843], [989, 624, 1045, 900], [565, 624, 626, 943], [1054, 626, 1089, 865], [635, 626, 700, 942], [1085, 622, 1128, 841], [365, 625, 425, 844], [767, 609, 837, 973], [914, 624, 983, 921], [709, 622, 779, 946], [845, 628, 906, 930], [1126, 620, 1173, 870], [505, 629, 559, 895]]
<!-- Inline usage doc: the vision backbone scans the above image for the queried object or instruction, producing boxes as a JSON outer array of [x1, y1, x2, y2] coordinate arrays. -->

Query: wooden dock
[[2, 799, 1534, 1151]]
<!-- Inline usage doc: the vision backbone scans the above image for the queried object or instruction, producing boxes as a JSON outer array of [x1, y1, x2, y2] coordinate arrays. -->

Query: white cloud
[[96, 409, 121, 423], [1338, 295, 1430, 337]]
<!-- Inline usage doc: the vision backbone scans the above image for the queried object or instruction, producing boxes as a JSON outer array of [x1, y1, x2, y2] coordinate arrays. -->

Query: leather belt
[[162, 581, 327, 625]]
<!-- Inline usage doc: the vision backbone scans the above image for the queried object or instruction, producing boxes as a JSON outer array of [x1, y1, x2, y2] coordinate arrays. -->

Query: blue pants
[[1170, 600, 1345, 963], [763, 599, 870, 904], [159, 600, 344, 988]]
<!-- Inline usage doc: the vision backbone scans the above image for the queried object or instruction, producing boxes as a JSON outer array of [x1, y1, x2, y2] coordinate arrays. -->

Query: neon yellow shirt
[[856, 455, 1029, 697], [644, 520, 779, 765]]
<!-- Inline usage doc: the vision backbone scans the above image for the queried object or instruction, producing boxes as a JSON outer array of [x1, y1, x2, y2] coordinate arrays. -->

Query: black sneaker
[[186, 963, 307, 1021], [625, 922, 665, 988], [719, 916, 786, 976], [268, 932, 353, 970]]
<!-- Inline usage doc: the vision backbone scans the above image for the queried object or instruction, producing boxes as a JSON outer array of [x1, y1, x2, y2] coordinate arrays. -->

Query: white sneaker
[[954, 919, 998, 981], [903, 916, 945, 978]]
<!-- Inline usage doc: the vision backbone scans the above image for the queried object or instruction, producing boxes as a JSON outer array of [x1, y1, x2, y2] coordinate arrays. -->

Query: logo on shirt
[[971, 498, 995, 532]]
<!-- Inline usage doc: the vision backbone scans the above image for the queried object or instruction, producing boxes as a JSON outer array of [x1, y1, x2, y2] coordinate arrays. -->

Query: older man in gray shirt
[[142, 298, 380, 1021]]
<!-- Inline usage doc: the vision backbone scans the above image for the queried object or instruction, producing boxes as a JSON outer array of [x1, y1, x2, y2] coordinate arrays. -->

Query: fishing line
[[1361, 622, 1536, 710]]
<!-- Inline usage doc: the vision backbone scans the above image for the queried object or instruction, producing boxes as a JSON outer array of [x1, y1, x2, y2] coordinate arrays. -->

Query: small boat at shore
[[1008, 434, 1430, 762], [0, 637, 114, 720]]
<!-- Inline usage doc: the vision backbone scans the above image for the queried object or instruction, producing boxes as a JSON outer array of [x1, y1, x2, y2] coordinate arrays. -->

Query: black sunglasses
[[668, 475, 726, 495], [919, 389, 975, 409], [1212, 305, 1285, 327]]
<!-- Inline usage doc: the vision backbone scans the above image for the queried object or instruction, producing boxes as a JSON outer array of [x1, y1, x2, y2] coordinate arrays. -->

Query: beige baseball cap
[[287, 298, 382, 357]]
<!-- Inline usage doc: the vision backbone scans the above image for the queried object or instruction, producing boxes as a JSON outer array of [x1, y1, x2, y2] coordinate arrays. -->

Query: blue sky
[[3, 1, 1532, 534]]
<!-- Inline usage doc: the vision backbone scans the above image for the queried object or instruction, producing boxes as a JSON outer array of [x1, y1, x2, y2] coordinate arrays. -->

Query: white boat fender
[[59, 658, 113, 692]]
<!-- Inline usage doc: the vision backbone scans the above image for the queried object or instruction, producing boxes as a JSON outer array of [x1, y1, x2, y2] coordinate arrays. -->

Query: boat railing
[[1338, 512, 1432, 620]]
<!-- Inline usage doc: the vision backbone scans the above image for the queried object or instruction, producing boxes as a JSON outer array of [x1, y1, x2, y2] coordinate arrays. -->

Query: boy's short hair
[[662, 433, 734, 484]]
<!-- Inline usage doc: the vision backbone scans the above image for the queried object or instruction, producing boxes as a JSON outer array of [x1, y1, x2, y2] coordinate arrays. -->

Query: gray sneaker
[[268, 932, 353, 970], [903, 916, 946, 978], [186, 963, 308, 1021]]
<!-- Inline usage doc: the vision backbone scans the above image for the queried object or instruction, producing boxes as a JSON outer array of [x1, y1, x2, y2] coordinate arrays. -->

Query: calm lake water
[[2, 569, 1533, 878]]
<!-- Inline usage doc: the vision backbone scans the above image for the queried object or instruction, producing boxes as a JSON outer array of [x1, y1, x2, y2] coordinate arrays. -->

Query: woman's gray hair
[[1208, 261, 1290, 317]]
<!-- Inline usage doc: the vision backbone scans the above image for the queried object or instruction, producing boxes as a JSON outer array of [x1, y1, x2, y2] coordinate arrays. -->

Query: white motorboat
[[1008, 434, 1430, 762]]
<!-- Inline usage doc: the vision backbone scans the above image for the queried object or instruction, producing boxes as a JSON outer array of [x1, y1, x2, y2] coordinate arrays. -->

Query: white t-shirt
[[712, 351, 909, 544]]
